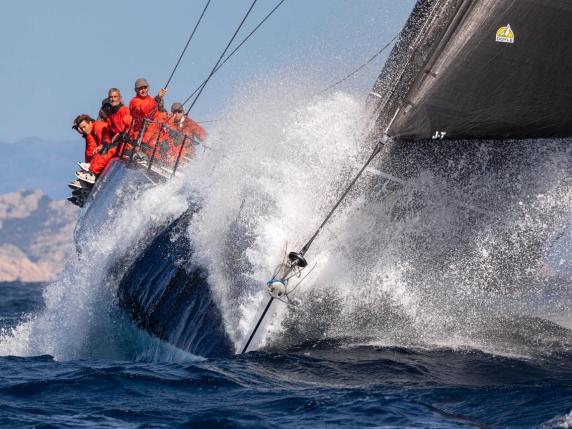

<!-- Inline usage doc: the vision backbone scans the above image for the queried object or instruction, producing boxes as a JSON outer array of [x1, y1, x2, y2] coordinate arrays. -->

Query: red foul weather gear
[[129, 95, 160, 140], [86, 121, 115, 175], [139, 110, 171, 161], [92, 120, 112, 147], [106, 105, 133, 159], [83, 120, 110, 162], [166, 115, 208, 160], [106, 105, 132, 137], [84, 134, 98, 163], [89, 146, 118, 175]]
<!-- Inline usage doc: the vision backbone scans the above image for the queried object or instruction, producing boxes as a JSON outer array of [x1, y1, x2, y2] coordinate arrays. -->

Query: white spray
[[2, 78, 571, 360]]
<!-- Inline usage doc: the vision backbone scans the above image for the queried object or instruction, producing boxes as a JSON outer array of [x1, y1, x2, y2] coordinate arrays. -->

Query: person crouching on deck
[[72, 114, 115, 184], [165, 102, 207, 161]]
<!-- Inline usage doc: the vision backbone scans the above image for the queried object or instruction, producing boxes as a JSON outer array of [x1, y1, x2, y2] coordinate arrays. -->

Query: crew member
[[72, 114, 114, 183], [166, 102, 207, 160], [129, 78, 166, 140], [101, 88, 133, 158], [73, 114, 99, 163], [103, 88, 132, 137]]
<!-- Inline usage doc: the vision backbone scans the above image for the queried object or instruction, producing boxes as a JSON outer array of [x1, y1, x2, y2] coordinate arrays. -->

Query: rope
[[187, 29, 394, 126], [196, 118, 224, 124], [241, 296, 273, 354], [240, 137, 388, 355], [182, 0, 287, 107], [185, 0, 259, 115], [164, 0, 212, 89], [316, 34, 399, 95], [299, 141, 386, 256]]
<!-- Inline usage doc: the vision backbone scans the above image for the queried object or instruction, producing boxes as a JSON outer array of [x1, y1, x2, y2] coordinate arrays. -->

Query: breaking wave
[[1, 77, 572, 360], [181, 80, 572, 357], [0, 177, 192, 361]]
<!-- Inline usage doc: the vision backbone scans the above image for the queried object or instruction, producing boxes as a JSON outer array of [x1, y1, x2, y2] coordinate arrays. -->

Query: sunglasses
[[173, 109, 184, 114], [136, 86, 148, 90]]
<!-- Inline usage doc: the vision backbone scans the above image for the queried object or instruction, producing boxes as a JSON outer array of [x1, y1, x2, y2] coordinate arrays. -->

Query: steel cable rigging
[[316, 34, 399, 95], [164, 0, 212, 89], [184, 0, 259, 115], [182, 0, 286, 108], [241, 134, 391, 354], [188, 31, 397, 124]]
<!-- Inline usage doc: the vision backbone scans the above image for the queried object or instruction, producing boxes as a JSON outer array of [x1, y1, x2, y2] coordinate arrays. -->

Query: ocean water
[[0, 282, 571, 429], [2, 87, 572, 428]]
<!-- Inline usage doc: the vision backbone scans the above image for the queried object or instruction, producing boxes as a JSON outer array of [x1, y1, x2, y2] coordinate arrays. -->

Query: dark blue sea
[[0, 282, 571, 428]]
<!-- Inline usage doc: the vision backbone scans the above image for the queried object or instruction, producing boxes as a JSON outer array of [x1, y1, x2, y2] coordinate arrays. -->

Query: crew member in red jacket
[[166, 102, 207, 160], [73, 115, 99, 163], [128, 78, 166, 141], [103, 88, 132, 137], [72, 115, 115, 184], [101, 88, 133, 158]]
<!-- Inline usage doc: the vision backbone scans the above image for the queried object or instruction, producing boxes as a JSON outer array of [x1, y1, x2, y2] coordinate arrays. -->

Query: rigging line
[[185, 0, 259, 115], [241, 296, 274, 354], [240, 139, 388, 354], [316, 34, 399, 96], [196, 119, 223, 124], [182, 0, 287, 107], [299, 140, 386, 256], [282, 263, 317, 296], [164, 0, 212, 89]]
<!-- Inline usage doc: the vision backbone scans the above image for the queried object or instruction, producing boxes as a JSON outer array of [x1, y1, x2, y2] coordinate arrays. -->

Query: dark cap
[[171, 102, 184, 113], [134, 78, 149, 89]]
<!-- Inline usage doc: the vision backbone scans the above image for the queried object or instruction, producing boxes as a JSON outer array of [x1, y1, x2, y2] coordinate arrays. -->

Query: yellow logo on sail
[[496, 24, 514, 43]]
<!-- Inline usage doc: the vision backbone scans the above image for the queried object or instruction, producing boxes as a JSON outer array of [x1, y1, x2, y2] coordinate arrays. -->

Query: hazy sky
[[0, 0, 415, 143]]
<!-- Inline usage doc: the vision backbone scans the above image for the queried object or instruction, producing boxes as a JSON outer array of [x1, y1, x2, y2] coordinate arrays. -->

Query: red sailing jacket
[[84, 134, 98, 163], [138, 110, 170, 159], [84, 120, 111, 162], [87, 121, 115, 175], [129, 95, 159, 139], [91, 120, 112, 146], [166, 115, 207, 159], [89, 148, 117, 175], [106, 105, 132, 137], [170, 116, 207, 141]]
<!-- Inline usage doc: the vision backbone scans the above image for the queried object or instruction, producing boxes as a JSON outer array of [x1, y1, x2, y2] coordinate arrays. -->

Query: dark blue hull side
[[116, 209, 235, 357], [73, 160, 234, 357]]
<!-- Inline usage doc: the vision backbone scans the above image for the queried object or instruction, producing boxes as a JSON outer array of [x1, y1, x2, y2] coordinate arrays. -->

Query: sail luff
[[368, 0, 465, 137], [370, 0, 572, 142]]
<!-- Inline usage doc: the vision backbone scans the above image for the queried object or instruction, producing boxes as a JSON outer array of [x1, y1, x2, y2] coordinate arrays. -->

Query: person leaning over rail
[[72, 114, 116, 185], [166, 102, 207, 161], [69, 114, 106, 188], [72, 114, 100, 165]]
